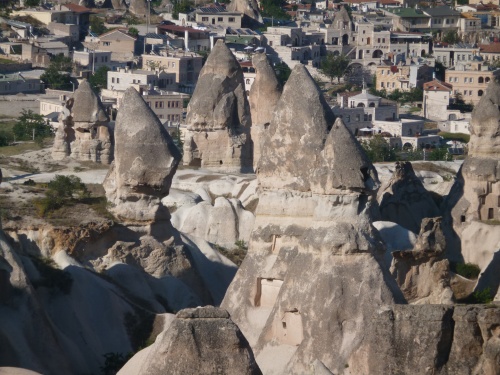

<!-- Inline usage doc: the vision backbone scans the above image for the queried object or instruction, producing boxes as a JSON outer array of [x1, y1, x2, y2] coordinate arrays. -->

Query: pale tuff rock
[[221, 63, 403, 374], [390, 217, 454, 304], [227, 0, 263, 25], [183, 40, 252, 172], [379, 161, 441, 233], [52, 79, 113, 164], [120, 306, 262, 375], [249, 53, 281, 170], [443, 77, 500, 297], [103, 87, 181, 223], [128, 0, 148, 15]]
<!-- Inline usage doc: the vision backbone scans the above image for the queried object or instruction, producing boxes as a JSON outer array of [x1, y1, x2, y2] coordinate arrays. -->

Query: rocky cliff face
[[226, 0, 263, 26], [52, 79, 113, 164], [183, 40, 253, 173], [443, 77, 500, 298], [119, 306, 262, 375], [249, 53, 281, 171], [379, 161, 441, 233], [104, 87, 181, 223]]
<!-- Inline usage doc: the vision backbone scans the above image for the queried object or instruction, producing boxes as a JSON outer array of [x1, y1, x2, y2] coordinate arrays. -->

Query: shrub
[[453, 262, 481, 279], [467, 288, 493, 304]]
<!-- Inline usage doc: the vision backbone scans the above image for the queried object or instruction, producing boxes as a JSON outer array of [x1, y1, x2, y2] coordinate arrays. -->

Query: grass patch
[[0, 142, 42, 157], [438, 131, 470, 144], [214, 243, 247, 266], [460, 287, 494, 304], [409, 106, 421, 113]]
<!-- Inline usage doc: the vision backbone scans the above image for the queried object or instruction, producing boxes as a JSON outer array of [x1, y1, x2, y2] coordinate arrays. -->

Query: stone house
[[107, 68, 177, 92], [0, 72, 42, 95], [193, 6, 242, 28], [142, 53, 203, 93], [479, 42, 500, 63], [445, 61, 500, 105], [423, 79, 452, 121], [87, 29, 138, 62], [156, 24, 211, 52], [433, 44, 479, 68], [376, 62, 433, 92], [47, 23, 79, 43]]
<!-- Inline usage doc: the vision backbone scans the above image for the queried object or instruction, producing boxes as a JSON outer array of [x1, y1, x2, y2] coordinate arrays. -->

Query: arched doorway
[[372, 49, 383, 58]]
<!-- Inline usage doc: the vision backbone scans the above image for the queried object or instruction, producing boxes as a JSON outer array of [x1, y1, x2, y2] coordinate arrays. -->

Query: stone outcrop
[[103, 87, 181, 223], [221, 64, 403, 374], [443, 76, 500, 295], [52, 79, 112, 164], [119, 306, 262, 375], [379, 161, 441, 233], [227, 0, 263, 26], [183, 40, 253, 173], [248, 53, 282, 170], [390, 217, 454, 304], [128, 0, 148, 15]]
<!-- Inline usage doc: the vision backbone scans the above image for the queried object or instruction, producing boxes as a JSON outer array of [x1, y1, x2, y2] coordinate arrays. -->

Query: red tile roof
[[480, 43, 500, 54], [63, 3, 92, 13], [423, 79, 452, 92]]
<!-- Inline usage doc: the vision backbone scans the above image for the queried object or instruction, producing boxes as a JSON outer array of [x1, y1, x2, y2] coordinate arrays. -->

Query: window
[[454, 77, 458, 82], [117, 78, 120, 83], [246, 79, 250, 84], [449, 77, 452, 82], [112, 77, 115, 83], [356, 114, 361, 121], [218, 17, 223, 21], [381, 70, 384, 75], [229, 17, 235, 22], [103, 42, 110, 46], [381, 82, 385, 88], [346, 115, 350, 122], [155, 101, 164, 108], [378, 38, 380, 43], [202, 17, 208, 21], [382, 38, 385, 43]]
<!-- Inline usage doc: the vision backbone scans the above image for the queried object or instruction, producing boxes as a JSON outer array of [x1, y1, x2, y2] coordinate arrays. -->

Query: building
[[107, 68, 177, 92], [423, 79, 453, 121], [193, 6, 242, 28], [479, 42, 500, 63], [239, 60, 256, 93], [0, 72, 42, 95], [156, 24, 211, 52], [433, 43, 479, 68], [333, 88, 398, 134], [142, 53, 203, 93], [445, 61, 500, 105], [375, 62, 433, 92], [85, 29, 138, 62]]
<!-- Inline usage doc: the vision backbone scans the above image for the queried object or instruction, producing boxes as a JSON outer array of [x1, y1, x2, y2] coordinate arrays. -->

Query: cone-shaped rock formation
[[227, 0, 263, 26], [120, 307, 262, 375], [52, 79, 112, 164], [249, 53, 282, 170], [221, 63, 402, 374], [183, 40, 252, 172], [103, 87, 181, 223], [379, 161, 441, 233]]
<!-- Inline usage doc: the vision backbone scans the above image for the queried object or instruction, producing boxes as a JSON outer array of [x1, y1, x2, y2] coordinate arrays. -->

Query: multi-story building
[[423, 79, 453, 121], [156, 24, 211, 52], [107, 68, 177, 92], [141, 90, 189, 123], [193, 6, 242, 28], [0, 72, 42, 94], [85, 29, 138, 62], [376, 62, 433, 92], [445, 61, 500, 105], [433, 43, 479, 68], [479, 42, 500, 63], [142, 53, 203, 93], [386, 6, 460, 34]]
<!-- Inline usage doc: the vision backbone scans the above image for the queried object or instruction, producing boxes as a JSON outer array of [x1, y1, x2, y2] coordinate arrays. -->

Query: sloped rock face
[[128, 0, 148, 15], [183, 40, 253, 173], [119, 306, 262, 375], [249, 53, 281, 170], [227, 0, 263, 26], [103, 87, 181, 223], [379, 161, 441, 233], [390, 217, 454, 304], [221, 64, 403, 374], [443, 77, 500, 294], [52, 79, 113, 164]]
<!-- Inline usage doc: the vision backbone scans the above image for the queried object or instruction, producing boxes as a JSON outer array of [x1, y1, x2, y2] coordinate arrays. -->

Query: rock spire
[[52, 79, 112, 164], [103, 87, 181, 223], [248, 53, 282, 170], [183, 40, 252, 172]]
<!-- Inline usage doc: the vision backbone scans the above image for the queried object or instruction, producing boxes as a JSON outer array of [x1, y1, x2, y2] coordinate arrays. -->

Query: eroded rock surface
[[227, 0, 263, 26], [103, 87, 181, 223], [52, 79, 112, 164], [119, 306, 262, 375], [249, 53, 282, 170], [183, 40, 252, 172], [379, 161, 441, 233], [390, 217, 454, 304]]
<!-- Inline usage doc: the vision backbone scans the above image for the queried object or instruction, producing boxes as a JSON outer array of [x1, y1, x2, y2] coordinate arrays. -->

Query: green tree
[[35, 175, 89, 216], [361, 135, 397, 163], [24, 0, 40, 6], [40, 55, 73, 90], [442, 30, 460, 45], [260, 0, 290, 20], [0, 130, 11, 146], [89, 15, 108, 35], [274, 61, 291, 86], [319, 53, 350, 83], [434, 61, 446, 81], [89, 66, 110, 93], [13, 109, 53, 142], [128, 27, 139, 37], [172, 0, 193, 20]]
